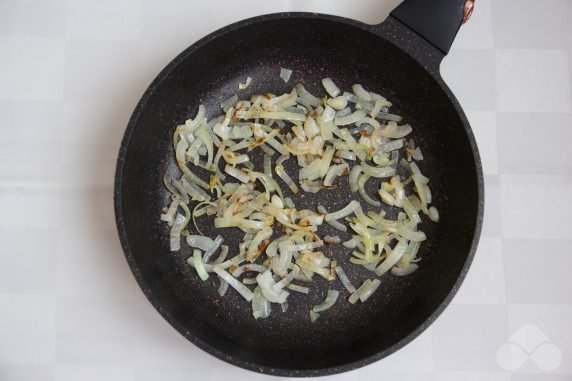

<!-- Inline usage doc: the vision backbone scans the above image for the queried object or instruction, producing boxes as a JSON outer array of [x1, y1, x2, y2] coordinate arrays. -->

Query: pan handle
[[389, 0, 473, 54]]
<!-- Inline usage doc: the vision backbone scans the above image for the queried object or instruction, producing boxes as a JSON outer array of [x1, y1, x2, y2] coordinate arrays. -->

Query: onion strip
[[192, 250, 209, 281], [213, 267, 254, 301], [335, 266, 356, 293], [312, 289, 339, 313], [322, 77, 340, 97], [325, 200, 360, 222]]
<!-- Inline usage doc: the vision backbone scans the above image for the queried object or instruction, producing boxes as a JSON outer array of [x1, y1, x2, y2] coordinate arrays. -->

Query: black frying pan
[[115, 0, 483, 376]]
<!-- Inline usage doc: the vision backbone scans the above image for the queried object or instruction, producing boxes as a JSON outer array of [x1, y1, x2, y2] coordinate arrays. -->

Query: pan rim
[[114, 11, 484, 377]]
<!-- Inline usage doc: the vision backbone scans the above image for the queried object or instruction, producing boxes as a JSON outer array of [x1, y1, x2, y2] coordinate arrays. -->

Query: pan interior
[[118, 16, 479, 373]]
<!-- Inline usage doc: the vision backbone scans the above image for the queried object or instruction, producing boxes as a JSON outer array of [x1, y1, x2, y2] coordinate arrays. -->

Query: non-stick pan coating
[[115, 14, 481, 376]]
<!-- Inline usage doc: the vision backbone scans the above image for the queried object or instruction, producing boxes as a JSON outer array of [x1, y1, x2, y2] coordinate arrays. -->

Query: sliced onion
[[203, 235, 224, 263], [370, 99, 392, 118], [192, 250, 209, 281], [379, 121, 411, 138], [428, 206, 439, 222], [317, 205, 345, 231], [328, 96, 348, 110], [349, 164, 362, 192], [375, 112, 403, 122], [324, 235, 341, 244], [344, 92, 373, 112], [320, 146, 336, 177], [327, 219, 347, 232], [275, 164, 299, 193], [334, 110, 366, 126], [221, 95, 238, 111], [375, 240, 408, 276], [186, 235, 215, 251], [271, 194, 284, 209], [371, 151, 391, 166], [322, 77, 340, 97], [170, 204, 190, 251], [312, 289, 339, 313], [300, 180, 320, 193], [284, 197, 295, 209], [336, 149, 356, 161], [176, 156, 210, 190], [252, 286, 271, 319], [222, 151, 250, 166], [316, 120, 333, 145], [325, 200, 360, 222], [238, 76, 252, 90], [322, 105, 336, 123], [256, 270, 289, 303], [273, 265, 300, 290], [187, 256, 238, 273], [336, 111, 353, 124], [224, 165, 250, 183], [360, 162, 395, 178], [375, 139, 404, 154], [259, 143, 275, 156], [265, 136, 289, 155], [292, 125, 306, 142], [292, 240, 323, 251], [160, 199, 179, 225], [412, 147, 424, 161], [274, 241, 293, 277], [218, 276, 229, 296], [295, 84, 320, 107], [352, 84, 372, 101], [304, 117, 320, 139], [342, 238, 357, 249], [247, 228, 272, 261], [195, 127, 214, 167], [310, 310, 320, 322], [379, 187, 396, 206], [348, 280, 370, 304], [391, 263, 419, 276], [359, 117, 381, 129], [323, 163, 349, 186], [335, 266, 356, 293], [178, 177, 211, 202], [348, 278, 381, 303], [358, 174, 381, 207], [213, 245, 229, 264], [265, 235, 288, 257], [359, 278, 381, 302], [280, 68, 293, 83], [232, 264, 268, 277], [287, 284, 310, 294], [296, 251, 334, 280], [213, 267, 254, 301], [369, 92, 384, 101]]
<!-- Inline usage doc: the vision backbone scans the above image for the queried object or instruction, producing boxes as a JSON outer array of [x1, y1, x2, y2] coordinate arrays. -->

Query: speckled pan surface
[[114, 12, 483, 377]]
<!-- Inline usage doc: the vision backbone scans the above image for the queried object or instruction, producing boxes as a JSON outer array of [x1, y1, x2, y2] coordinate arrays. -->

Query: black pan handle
[[390, 0, 472, 54]]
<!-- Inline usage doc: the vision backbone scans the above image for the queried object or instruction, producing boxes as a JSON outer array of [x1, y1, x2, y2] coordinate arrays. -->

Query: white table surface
[[1, 1, 571, 380]]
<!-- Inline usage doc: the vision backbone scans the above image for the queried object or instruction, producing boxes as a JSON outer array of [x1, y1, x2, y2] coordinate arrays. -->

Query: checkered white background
[[1, 1, 571, 380]]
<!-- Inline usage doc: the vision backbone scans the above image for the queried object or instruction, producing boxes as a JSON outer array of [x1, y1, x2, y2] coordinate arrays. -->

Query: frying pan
[[115, 0, 483, 376]]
